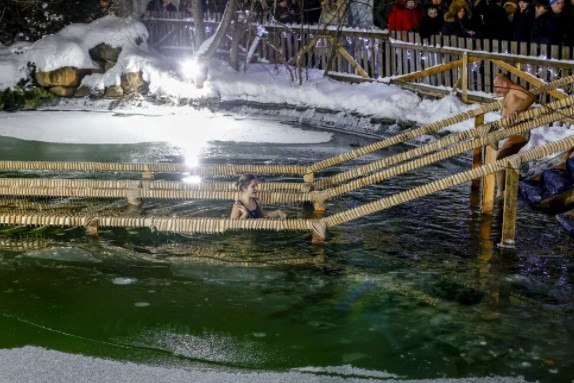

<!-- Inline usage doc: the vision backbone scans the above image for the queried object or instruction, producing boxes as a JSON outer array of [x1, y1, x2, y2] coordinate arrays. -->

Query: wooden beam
[[482, 144, 497, 215], [490, 59, 567, 100], [500, 161, 520, 247], [462, 52, 468, 103], [390, 82, 495, 103], [394, 57, 481, 83], [327, 36, 369, 79], [471, 114, 485, 194]]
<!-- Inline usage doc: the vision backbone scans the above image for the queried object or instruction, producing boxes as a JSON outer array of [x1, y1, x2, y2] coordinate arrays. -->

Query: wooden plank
[[369, 38, 380, 78], [500, 162, 520, 248], [462, 52, 468, 103], [396, 33, 403, 76], [394, 57, 481, 83], [443, 35, 452, 88], [429, 35, 437, 86], [414, 33, 422, 77], [466, 37, 474, 91], [539, 44, 548, 103], [484, 39, 492, 93], [384, 37, 391, 77], [490, 59, 566, 100], [482, 144, 497, 215], [471, 113, 485, 194]]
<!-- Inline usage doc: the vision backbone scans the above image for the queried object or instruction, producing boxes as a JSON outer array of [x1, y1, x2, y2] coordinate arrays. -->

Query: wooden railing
[[142, 14, 574, 97]]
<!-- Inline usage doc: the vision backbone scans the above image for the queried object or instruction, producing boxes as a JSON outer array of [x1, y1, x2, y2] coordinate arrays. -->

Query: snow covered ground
[[0, 16, 571, 147], [0, 346, 528, 383]]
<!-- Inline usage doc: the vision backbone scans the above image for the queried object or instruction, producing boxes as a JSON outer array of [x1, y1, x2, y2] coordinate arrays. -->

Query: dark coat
[[419, 15, 444, 38], [511, 7, 534, 42], [531, 10, 569, 45], [473, 0, 512, 39]]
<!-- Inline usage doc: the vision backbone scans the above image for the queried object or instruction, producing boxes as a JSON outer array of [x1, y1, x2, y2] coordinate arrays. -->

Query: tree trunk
[[196, 0, 237, 61], [192, 0, 205, 49]]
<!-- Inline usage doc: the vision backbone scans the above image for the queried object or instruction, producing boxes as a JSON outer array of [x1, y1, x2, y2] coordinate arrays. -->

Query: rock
[[104, 62, 116, 72], [104, 85, 123, 98], [49, 86, 77, 97], [89, 43, 122, 66], [74, 86, 91, 97], [121, 72, 147, 95], [36, 67, 82, 87]]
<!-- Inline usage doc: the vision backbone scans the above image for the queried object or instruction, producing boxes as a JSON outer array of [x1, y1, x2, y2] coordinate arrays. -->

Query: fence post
[[462, 52, 468, 103]]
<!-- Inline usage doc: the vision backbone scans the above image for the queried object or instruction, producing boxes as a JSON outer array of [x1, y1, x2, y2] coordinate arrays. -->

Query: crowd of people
[[141, 0, 573, 45], [386, 0, 573, 45]]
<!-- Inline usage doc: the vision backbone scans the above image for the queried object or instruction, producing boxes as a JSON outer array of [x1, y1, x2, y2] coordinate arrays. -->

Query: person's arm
[[230, 201, 249, 219], [263, 208, 287, 219]]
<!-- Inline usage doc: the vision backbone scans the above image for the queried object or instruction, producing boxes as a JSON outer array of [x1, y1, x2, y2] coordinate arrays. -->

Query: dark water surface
[[0, 113, 573, 382]]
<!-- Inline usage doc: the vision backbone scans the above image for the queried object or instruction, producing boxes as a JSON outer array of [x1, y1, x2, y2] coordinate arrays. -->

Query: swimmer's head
[[236, 174, 259, 196]]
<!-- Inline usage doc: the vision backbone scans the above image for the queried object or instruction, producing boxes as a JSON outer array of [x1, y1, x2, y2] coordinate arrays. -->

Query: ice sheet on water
[[0, 110, 332, 145]]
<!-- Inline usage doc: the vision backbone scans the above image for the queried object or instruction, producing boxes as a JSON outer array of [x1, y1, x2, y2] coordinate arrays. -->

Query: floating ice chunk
[[134, 302, 150, 307], [112, 277, 137, 285]]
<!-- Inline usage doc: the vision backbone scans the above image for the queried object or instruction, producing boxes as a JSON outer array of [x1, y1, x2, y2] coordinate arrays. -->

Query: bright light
[[181, 59, 202, 81], [182, 175, 202, 184]]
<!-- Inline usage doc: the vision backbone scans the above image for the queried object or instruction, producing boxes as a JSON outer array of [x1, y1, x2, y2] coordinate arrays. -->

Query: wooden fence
[[143, 13, 574, 97]]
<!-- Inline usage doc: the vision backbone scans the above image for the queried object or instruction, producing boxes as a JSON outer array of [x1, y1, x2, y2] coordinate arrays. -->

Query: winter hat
[[548, 0, 559, 5]]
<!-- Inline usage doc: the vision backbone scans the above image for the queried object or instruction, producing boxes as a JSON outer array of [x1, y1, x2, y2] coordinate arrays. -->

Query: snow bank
[[0, 347, 529, 383]]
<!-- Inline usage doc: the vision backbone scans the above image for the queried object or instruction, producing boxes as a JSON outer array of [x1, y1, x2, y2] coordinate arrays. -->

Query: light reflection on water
[[0, 119, 573, 381]]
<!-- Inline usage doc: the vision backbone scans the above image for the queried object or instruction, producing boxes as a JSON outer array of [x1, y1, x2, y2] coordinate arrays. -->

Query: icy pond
[[0, 109, 572, 382]]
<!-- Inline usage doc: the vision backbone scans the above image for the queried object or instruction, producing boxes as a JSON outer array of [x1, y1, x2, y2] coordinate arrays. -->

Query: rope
[[2, 135, 573, 234], [0, 178, 309, 193], [323, 135, 574, 227], [321, 105, 574, 201], [315, 95, 574, 189], [0, 161, 306, 176], [307, 74, 574, 174], [0, 215, 319, 234], [0, 186, 317, 204]]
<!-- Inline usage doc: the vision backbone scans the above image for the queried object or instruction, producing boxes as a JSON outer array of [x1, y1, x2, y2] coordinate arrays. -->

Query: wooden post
[[482, 143, 497, 215], [311, 221, 327, 243], [500, 160, 520, 248], [462, 52, 468, 103], [85, 218, 99, 237], [303, 172, 314, 185], [127, 189, 142, 206], [471, 113, 485, 196]]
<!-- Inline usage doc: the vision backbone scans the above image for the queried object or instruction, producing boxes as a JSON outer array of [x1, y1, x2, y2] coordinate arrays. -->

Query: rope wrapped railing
[[323, 135, 574, 228], [1, 135, 573, 235], [0, 215, 320, 235], [0, 178, 310, 193], [306, 74, 574, 174], [0, 186, 317, 204], [320, 105, 574, 201], [0, 161, 307, 176], [314, 95, 574, 190], [2, 100, 573, 205]]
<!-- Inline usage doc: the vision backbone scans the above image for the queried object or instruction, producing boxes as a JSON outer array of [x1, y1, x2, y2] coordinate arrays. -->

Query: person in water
[[230, 174, 287, 219]]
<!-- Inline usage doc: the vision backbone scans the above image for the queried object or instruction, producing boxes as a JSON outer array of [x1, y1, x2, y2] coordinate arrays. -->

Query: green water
[[0, 115, 573, 381]]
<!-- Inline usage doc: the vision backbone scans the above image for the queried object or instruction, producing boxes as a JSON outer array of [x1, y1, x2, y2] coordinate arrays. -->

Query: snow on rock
[[24, 16, 149, 72]]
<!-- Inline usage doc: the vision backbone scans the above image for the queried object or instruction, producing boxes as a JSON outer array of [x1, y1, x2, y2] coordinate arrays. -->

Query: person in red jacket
[[388, 0, 424, 31]]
